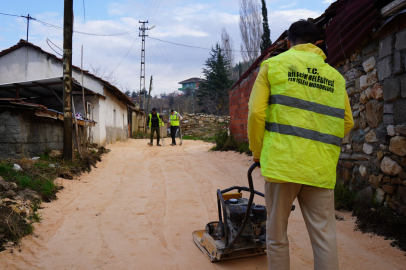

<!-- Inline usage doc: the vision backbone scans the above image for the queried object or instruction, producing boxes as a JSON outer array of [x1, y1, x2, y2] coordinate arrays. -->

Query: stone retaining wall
[[181, 113, 229, 137], [336, 26, 406, 215]]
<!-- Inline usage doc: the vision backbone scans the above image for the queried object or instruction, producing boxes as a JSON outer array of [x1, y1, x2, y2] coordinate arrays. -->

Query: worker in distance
[[248, 20, 354, 270], [147, 108, 164, 146], [168, 109, 182, 146]]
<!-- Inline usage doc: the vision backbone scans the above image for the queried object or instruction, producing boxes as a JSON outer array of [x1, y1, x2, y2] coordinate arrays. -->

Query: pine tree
[[198, 44, 233, 114], [260, 0, 272, 53]]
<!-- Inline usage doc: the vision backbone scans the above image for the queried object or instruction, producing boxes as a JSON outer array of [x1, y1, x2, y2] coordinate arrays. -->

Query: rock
[[382, 184, 398, 195], [342, 132, 351, 144], [375, 188, 385, 204], [3, 241, 14, 250], [365, 130, 378, 143], [218, 118, 225, 123], [395, 30, 406, 51], [391, 178, 402, 184], [387, 125, 396, 136], [383, 103, 393, 114], [377, 56, 393, 81], [383, 77, 400, 101], [369, 174, 382, 189], [395, 125, 406, 136], [359, 113, 368, 129], [49, 150, 62, 158], [389, 136, 406, 156], [16, 189, 41, 201], [363, 56, 376, 73], [379, 35, 394, 59], [394, 51, 405, 75], [381, 156, 403, 175], [359, 165, 368, 177], [352, 129, 366, 143], [345, 68, 364, 82], [370, 83, 383, 100], [394, 99, 406, 123], [383, 115, 394, 125], [49, 164, 55, 168], [4, 189, 17, 198], [365, 100, 383, 128], [377, 150, 384, 160], [12, 164, 22, 171], [347, 87, 356, 97], [0, 177, 17, 190], [360, 69, 378, 90], [401, 75, 406, 98], [364, 127, 371, 133], [359, 91, 369, 104], [363, 143, 374, 154]]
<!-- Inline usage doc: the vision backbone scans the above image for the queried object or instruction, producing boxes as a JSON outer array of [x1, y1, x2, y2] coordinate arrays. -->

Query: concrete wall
[[0, 45, 129, 146], [103, 87, 128, 144], [0, 109, 64, 158]]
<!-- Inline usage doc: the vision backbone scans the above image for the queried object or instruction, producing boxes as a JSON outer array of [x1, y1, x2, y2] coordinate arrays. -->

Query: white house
[[0, 40, 134, 150]]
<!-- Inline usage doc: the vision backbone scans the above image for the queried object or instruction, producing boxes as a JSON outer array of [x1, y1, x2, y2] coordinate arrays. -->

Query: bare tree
[[88, 62, 119, 86], [221, 27, 235, 75], [239, 0, 262, 64]]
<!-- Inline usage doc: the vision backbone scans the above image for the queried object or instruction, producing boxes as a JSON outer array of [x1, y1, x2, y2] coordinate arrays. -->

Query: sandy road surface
[[1, 139, 405, 270]]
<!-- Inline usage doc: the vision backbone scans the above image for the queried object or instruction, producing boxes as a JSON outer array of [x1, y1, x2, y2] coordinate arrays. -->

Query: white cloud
[[322, 0, 335, 4], [279, 2, 299, 9]]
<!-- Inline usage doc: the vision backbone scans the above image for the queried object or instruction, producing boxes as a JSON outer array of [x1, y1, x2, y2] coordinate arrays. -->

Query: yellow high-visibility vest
[[170, 111, 180, 126], [260, 44, 346, 189], [149, 113, 164, 127]]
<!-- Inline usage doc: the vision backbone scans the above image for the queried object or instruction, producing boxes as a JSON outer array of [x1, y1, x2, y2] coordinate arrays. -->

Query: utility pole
[[139, 20, 148, 111], [145, 75, 153, 131], [63, 0, 73, 161], [21, 14, 35, 42]]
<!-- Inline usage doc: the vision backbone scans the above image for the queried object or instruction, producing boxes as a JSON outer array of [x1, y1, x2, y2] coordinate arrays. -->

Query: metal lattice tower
[[139, 20, 148, 110]]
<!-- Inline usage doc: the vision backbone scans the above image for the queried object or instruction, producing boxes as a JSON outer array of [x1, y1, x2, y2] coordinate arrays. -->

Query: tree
[[260, 0, 272, 53], [89, 62, 118, 86], [124, 90, 131, 96], [221, 27, 235, 76], [239, 0, 262, 64], [198, 44, 233, 115], [131, 91, 137, 98]]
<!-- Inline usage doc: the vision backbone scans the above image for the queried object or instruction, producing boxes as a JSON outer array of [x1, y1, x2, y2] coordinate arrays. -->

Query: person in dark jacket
[[147, 108, 163, 146]]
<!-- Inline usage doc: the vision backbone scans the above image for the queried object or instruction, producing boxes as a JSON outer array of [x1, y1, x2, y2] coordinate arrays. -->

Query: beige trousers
[[264, 181, 339, 270]]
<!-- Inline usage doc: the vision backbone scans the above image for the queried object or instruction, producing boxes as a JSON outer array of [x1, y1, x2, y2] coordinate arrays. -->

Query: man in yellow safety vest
[[147, 108, 164, 146], [248, 20, 354, 270], [169, 109, 182, 146]]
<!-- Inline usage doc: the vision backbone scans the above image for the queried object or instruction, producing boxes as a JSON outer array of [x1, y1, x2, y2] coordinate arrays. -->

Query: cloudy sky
[[0, 0, 334, 96]]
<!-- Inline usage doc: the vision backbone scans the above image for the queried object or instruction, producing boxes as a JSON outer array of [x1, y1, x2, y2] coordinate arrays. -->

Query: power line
[[0, 12, 20, 17], [148, 36, 261, 53], [109, 35, 139, 76], [46, 38, 63, 57]]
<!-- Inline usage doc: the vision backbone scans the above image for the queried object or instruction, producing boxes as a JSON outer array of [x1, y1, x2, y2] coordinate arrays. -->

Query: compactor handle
[[224, 162, 259, 253]]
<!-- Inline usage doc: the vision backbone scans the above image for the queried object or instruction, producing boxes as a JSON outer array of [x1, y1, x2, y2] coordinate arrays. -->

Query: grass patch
[[132, 131, 148, 139], [183, 135, 215, 142], [211, 129, 252, 155]]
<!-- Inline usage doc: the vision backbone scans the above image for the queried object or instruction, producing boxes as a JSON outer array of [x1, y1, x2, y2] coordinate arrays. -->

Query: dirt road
[[1, 139, 405, 269]]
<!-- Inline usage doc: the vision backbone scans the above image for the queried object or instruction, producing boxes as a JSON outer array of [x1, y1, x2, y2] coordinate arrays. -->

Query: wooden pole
[[145, 75, 153, 131], [72, 97, 82, 158], [63, 0, 73, 161]]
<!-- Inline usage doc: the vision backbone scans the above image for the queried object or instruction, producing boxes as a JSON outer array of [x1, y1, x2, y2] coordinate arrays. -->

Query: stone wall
[[0, 109, 64, 159], [181, 113, 230, 137], [336, 27, 406, 215]]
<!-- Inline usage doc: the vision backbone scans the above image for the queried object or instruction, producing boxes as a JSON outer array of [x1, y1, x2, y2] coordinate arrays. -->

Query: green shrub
[[334, 182, 357, 211], [211, 129, 252, 155]]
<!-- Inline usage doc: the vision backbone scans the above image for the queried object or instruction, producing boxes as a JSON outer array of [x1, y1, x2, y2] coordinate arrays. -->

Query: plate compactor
[[192, 163, 295, 262]]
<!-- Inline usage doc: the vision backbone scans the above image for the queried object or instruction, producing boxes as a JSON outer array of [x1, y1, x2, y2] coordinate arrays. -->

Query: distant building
[[178, 77, 205, 91]]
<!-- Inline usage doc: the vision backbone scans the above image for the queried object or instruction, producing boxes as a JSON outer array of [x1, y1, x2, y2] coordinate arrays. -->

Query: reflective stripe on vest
[[170, 112, 180, 126], [149, 113, 164, 127], [259, 44, 346, 189]]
